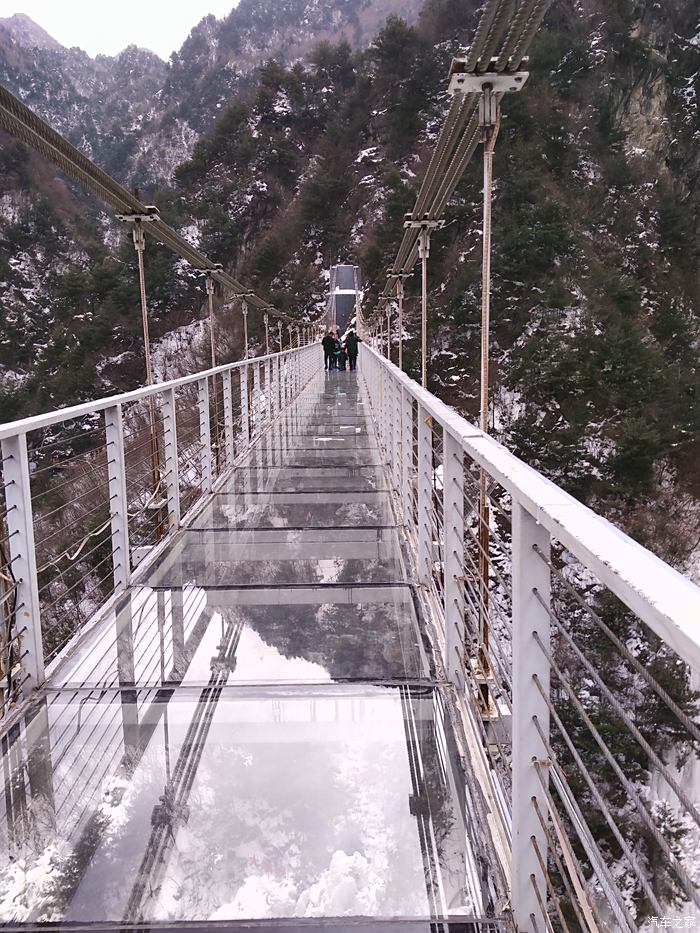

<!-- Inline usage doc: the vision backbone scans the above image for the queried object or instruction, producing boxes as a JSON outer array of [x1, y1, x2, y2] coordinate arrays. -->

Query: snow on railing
[[362, 343, 700, 933], [0, 344, 317, 712]]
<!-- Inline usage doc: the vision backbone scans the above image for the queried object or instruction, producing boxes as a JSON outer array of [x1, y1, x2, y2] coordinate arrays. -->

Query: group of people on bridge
[[321, 330, 360, 372]]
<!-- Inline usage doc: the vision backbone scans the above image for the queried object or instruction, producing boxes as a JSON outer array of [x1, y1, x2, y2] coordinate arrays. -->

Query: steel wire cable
[[531, 691, 663, 914], [0, 83, 323, 328], [33, 478, 109, 523], [413, 94, 475, 219], [533, 543, 700, 747], [28, 446, 108, 480], [33, 423, 106, 454], [477, 0, 517, 71], [532, 797, 591, 933], [42, 553, 116, 623], [35, 500, 113, 550], [430, 112, 481, 219], [464, 0, 506, 71], [534, 758, 636, 933], [529, 872, 554, 933], [372, 0, 551, 309], [533, 589, 700, 830], [506, 0, 552, 71], [383, 0, 504, 284], [494, 0, 542, 71], [530, 834, 573, 933], [38, 538, 113, 599], [533, 632, 700, 911]]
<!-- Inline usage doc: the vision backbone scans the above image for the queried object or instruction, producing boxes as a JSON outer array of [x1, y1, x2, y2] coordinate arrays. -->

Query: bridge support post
[[160, 388, 180, 529], [198, 377, 213, 493], [222, 373, 235, 468], [417, 405, 433, 587], [402, 389, 413, 530], [443, 430, 464, 691], [397, 280, 404, 371], [253, 363, 261, 438], [390, 377, 401, 496], [376, 366, 386, 455], [1, 433, 45, 693], [105, 404, 131, 591], [512, 503, 551, 933], [274, 355, 281, 417], [240, 366, 250, 451]]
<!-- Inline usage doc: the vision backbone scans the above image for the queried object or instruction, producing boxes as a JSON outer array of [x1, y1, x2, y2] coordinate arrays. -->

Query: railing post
[[105, 405, 131, 591], [402, 388, 413, 530], [240, 364, 250, 450], [1, 433, 44, 691], [417, 404, 433, 586], [390, 376, 401, 495], [379, 368, 389, 456], [443, 430, 464, 691], [265, 358, 272, 423], [512, 502, 551, 933], [222, 371, 235, 466], [160, 388, 180, 529], [253, 362, 261, 436], [198, 377, 213, 493], [274, 355, 281, 418]]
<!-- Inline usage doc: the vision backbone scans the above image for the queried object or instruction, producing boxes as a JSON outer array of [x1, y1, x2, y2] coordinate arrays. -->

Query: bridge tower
[[327, 264, 362, 333]]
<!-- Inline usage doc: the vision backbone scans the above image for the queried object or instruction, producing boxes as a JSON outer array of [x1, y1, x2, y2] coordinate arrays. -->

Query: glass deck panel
[[50, 585, 429, 689], [0, 687, 487, 924], [192, 491, 394, 529], [223, 465, 388, 494], [243, 448, 384, 468], [145, 528, 405, 587]]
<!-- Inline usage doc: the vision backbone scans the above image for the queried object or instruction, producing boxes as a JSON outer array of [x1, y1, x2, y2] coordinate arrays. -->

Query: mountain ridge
[[0, 12, 64, 52]]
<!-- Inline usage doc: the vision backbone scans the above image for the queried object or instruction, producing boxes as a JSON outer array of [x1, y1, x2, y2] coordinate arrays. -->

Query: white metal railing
[[361, 344, 700, 932], [0, 344, 318, 715]]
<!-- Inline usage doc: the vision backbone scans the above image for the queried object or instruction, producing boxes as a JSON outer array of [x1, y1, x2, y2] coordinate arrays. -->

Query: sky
[[0, 0, 240, 59]]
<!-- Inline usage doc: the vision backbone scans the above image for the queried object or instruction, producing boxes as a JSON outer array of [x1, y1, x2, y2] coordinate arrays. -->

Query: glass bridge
[[0, 370, 500, 928]]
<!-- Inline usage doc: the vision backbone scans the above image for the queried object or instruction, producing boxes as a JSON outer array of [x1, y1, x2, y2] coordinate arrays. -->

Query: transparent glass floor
[[192, 491, 394, 529], [0, 370, 498, 927], [245, 448, 383, 468], [225, 465, 388, 494], [52, 584, 430, 689], [0, 687, 488, 924], [147, 528, 405, 587]]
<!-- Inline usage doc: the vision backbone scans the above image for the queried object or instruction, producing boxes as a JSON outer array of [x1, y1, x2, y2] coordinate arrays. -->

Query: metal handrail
[[361, 342, 700, 931], [0, 346, 306, 442], [364, 345, 700, 672]]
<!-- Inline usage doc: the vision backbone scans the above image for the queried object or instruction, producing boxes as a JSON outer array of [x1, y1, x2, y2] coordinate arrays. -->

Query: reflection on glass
[[192, 492, 395, 529], [0, 688, 487, 924], [146, 528, 405, 587], [52, 585, 429, 689]]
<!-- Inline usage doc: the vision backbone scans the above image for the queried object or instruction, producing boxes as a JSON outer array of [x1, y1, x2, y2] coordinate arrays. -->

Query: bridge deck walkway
[[0, 369, 496, 926]]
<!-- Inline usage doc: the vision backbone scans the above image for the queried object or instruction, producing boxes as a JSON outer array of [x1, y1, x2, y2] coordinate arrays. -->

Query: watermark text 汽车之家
[[648, 919, 696, 929]]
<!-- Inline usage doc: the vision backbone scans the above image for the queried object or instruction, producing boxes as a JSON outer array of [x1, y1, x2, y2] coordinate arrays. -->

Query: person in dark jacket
[[322, 332, 336, 370], [345, 331, 360, 371]]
